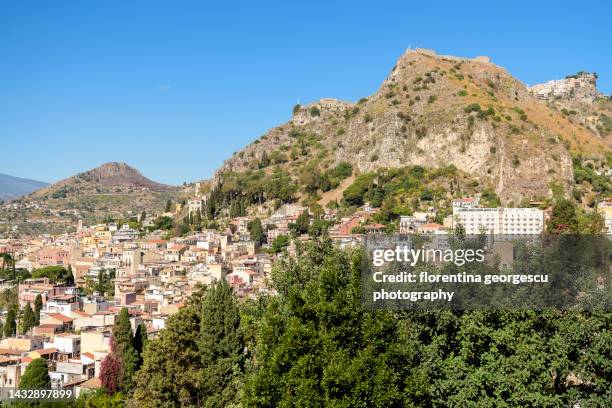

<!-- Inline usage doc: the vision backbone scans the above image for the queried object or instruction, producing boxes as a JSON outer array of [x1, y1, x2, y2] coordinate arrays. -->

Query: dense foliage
[[19, 358, 51, 389], [131, 280, 245, 407], [112, 237, 611, 406], [31, 265, 74, 284]]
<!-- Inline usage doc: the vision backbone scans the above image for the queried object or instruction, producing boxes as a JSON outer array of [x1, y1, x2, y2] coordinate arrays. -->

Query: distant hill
[[27, 162, 180, 222], [31, 162, 173, 199], [0, 173, 48, 200]]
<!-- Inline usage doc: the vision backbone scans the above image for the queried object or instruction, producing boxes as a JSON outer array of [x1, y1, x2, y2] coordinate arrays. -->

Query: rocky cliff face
[[216, 49, 609, 204]]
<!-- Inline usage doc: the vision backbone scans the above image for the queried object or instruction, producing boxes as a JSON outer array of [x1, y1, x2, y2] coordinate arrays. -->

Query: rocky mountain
[[528, 72, 611, 139], [0, 174, 48, 200], [216, 48, 610, 205], [528, 72, 601, 103], [31, 162, 173, 199], [17, 162, 181, 225]]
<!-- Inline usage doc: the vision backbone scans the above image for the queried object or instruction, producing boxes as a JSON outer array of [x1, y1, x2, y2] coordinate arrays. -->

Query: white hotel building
[[452, 199, 545, 235]]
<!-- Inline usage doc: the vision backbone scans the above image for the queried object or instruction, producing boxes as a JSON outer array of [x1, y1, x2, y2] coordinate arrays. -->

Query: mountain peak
[[215, 47, 610, 204], [30, 162, 173, 198], [78, 162, 147, 183]]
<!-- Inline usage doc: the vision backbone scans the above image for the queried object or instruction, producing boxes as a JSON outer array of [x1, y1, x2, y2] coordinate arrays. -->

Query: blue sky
[[1, 1, 610, 185]]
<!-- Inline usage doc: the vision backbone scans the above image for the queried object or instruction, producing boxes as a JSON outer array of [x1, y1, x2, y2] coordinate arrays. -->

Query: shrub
[[343, 173, 376, 206], [415, 127, 427, 139], [464, 103, 482, 114], [332, 162, 353, 179], [419, 190, 433, 201], [309, 106, 321, 117]]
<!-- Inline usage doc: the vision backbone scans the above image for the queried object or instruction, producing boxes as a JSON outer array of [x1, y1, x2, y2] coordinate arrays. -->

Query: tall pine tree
[[133, 322, 148, 366], [111, 307, 138, 392], [34, 294, 42, 325], [249, 218, 264, 245], [20, 303, 36, 334], [19, 358, 51, 389], [4, 307, 16, 337], [199, 279, 244, 407], [132, 305, 203, 407]]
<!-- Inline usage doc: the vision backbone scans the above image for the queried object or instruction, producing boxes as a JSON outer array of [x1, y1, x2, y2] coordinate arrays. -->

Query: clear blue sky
[[1, 1, 610, 185]]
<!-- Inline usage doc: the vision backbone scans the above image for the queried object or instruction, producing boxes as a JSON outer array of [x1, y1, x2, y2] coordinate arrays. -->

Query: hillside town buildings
[[0, 191, 608, 394]]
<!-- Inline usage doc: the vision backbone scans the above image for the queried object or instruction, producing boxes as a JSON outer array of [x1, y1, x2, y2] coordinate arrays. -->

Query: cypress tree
[[4, 307, 16, 337], [249, 218, 264, 245], [19, 358, 51, 389], [132, 306, 202, 406], [34, 294, 43, 325], [199, 279, 243, 407], [133, 322, 148, 367], [21, 303, 36, 334], [112, 307, 138, 392]]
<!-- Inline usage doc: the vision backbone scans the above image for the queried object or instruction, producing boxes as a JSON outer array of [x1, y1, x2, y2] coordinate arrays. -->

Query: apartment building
[[453, 207, 544, 235]]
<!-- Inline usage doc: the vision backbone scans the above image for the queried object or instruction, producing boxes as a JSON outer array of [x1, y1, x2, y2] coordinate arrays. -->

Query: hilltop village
[[1, 173, 611, 395]]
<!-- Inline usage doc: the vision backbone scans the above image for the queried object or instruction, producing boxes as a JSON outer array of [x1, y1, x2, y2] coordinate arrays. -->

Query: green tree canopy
[[31, 265, 73, 284], [34, 294, 43, 325], [4, 307, 16, 337], [249, 218, 264, 245], [198, 280, 244, 407], [112, 307, 138, 392], [19, 358, 51, 389], [132, 305, 203, 407], [245, 238, 411, 407], [20, 303, 36, 335]]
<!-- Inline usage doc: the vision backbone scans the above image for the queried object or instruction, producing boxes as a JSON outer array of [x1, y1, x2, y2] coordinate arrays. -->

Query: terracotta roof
[[0, 356, 18, 364], [50, 294, 78, 301], [37, 323, 62, 328], [35, 347, 58, 355], [62, 378, 88, 387], [0, 349, 25, 356], [46, 313, 74, 323], [81, 352, 95, 360], [80, 377, 102, 389]]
